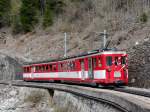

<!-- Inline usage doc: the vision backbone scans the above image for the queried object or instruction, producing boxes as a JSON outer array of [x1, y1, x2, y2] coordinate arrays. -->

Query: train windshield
[[121, 56, 126, 65], [106, 56, 112, 66]]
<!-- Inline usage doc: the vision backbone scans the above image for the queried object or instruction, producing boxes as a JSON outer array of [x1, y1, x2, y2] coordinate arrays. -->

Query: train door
[[80, 59, 85, 80], [88, 58, 94, 79]]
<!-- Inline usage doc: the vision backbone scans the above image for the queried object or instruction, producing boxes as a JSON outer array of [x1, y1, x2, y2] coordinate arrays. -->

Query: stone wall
[[128, 39, 150, 88]]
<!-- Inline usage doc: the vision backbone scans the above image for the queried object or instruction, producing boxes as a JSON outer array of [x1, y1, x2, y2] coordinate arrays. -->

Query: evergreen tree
[[0, 0, 11, 27], [20, 0, 39, 32], [43, 0, 53, 27], [43, 0, 64, 28]]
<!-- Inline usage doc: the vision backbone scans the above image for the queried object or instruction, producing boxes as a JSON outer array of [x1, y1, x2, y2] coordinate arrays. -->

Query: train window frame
[[106, 56, 112, 66]]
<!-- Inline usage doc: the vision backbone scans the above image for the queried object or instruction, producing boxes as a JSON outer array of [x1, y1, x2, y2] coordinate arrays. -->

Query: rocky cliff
[[0, 53, 22, 80]]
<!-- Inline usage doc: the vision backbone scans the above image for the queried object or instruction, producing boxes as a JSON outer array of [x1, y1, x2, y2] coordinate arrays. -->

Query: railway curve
[[0, 80, 150, 112]]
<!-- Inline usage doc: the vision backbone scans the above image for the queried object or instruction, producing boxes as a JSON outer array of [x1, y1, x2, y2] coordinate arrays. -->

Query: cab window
[[115, 57, 118, 65], [121, 56, 126, 65], [106, 56, 112, 66], [98, 57, 102, 67]]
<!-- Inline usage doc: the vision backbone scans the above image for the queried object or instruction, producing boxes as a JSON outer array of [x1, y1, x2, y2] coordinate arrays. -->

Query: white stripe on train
[[23, 70, 106, 79]]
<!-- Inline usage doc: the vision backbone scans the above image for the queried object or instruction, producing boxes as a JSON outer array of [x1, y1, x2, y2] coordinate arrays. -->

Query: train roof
[[24, 48, 126, 66]]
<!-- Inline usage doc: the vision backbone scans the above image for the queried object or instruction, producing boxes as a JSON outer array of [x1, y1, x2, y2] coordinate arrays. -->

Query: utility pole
[[100, 30, 108, 49], [64, 32, 67, 57], [103, 30, 107, 48]]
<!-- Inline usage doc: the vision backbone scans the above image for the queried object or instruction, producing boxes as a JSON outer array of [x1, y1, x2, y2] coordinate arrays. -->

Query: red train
[[23, 49, 128, 86]]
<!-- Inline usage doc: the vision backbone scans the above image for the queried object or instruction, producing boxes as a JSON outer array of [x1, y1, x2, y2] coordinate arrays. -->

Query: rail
[[113, 87, 150, 98]]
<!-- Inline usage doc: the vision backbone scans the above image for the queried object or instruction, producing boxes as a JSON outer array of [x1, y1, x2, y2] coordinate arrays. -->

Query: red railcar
[[23, 49, 128, 86]]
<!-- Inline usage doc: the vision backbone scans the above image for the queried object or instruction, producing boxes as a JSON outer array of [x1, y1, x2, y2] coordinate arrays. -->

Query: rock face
[[0, 53, 22, 80], [128, 39, 150, 88]]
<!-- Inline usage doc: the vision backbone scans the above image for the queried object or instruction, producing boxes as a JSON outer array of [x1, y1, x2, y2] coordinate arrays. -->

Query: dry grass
[[23, 91, 45, 103], [54, 107, 69, 112]]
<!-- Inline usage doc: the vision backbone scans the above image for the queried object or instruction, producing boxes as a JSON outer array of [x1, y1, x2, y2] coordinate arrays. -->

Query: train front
[[102, 51, 128, 86]]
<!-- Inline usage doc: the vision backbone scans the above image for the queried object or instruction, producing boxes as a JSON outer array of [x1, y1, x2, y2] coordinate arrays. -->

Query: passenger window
[[46, 65, 49, 71], [53, 65, 57, 71], [98, 58, 102, 67], [41, 66, 45, 71], [121, 56, 126, 65], [58, 63, 61, 71], [24, 68, 26, 72], [27, 67, 29, 72], [93, 58, 97, 68], [106, 56, 112, 66], [49, 65, 52, 71], [115, 57, 118, 65], [35, 66, 38, 72]]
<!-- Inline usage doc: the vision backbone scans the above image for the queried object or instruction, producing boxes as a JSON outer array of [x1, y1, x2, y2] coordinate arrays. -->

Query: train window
[[35, 66, 38, 71], [70, 61, 75, 70], [24, 68, 26, 72], [64, 63, 67, 71], [46, 65, 49, 71], [39, 66, 42, 71], [27, 67, 29, 72], [53, 65, 57, 71], [58, 63, 61, 71], [121, 56, 126, 65], [93, 58, 97, 68], [41, 65, 45, 71], [25, 67, 30, 73], [49, 65, 52, 71], [73, 62, 76, 70], [106, 56, 112, 66], [115, 57, 118, 65], [98, 58, 102, 67], [67, 62, 70, 70], [61, 63, 63, 71]]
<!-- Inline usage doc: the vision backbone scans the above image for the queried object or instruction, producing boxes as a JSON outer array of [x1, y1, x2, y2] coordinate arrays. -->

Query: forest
[[0, 0, 150, 33]]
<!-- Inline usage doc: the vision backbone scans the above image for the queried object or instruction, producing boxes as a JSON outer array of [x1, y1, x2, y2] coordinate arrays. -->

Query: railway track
[[113, 87, 150, 98], [0, 80, 150, 112], [55, 83, 150, 98]]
